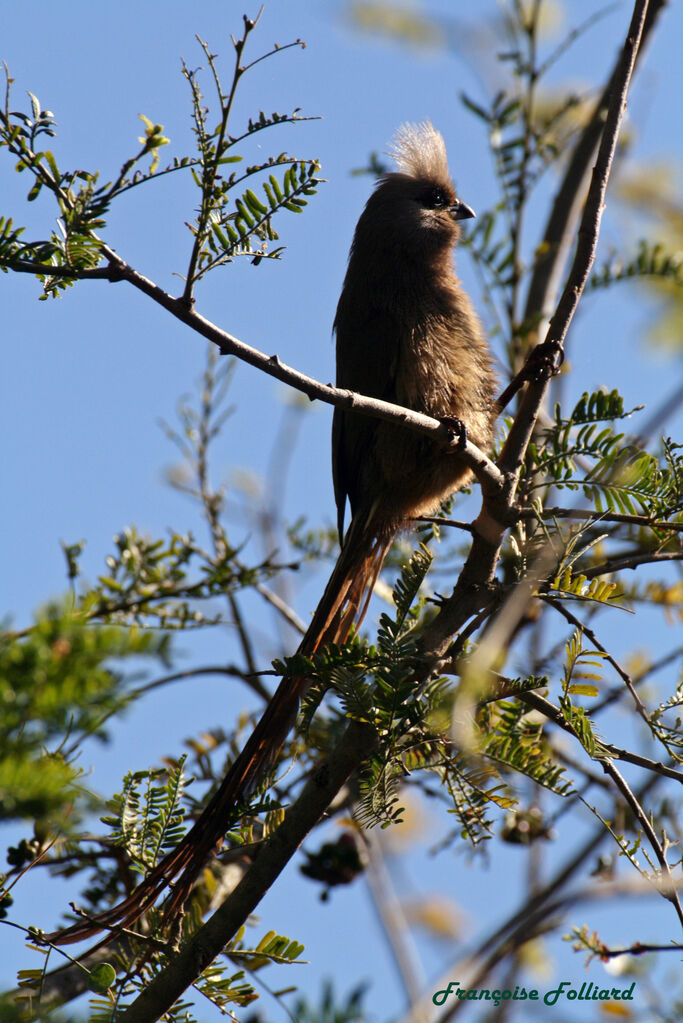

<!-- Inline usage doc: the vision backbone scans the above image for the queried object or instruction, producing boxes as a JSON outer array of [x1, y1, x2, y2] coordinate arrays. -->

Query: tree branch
[[520, 0, 667, 342], [581, 550, 683, 579], [540, 594, 654, 728], [4, 256, 122, 280], [499, 0, 651, 480], [425, 507, 683, 533], [598, 758, 683, 925], [417, 0, 653, 673], [4, 241, 504, 498]]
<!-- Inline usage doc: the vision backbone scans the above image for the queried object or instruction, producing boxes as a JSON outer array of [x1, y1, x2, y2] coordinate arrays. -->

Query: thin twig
[[254, 582, 307, 635], [2, 258, 120, 279], [424, 507, 683, 532], [581, 550, 683, 579], [540, 594, 653, 726], [361, 829, 426, 1011], [583, 939, 683, 958], [598, 758, 683, 925], [592, 645, 683, 716], [519, 689, 682, 784]]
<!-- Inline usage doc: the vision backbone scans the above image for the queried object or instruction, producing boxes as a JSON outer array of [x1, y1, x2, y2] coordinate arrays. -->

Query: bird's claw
[[526, 339, 564, 383], [440, 416, 467, 449]]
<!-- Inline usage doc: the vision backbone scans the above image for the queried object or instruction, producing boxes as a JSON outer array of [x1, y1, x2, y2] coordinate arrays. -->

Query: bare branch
[[598, 758, 683, 926], [427, 507, 683, 533], [521, 0, 667, 340], [253, 581, 307, 635], [540, 594, 654, 728], [581, 550, 683, 579]]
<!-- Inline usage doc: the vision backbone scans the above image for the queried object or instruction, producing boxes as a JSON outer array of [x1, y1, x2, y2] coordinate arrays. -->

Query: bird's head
[[356, 121, 475, 258]]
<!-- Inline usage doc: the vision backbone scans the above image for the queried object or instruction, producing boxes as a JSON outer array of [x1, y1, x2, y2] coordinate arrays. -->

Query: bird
[[46, 121, 496, 945]]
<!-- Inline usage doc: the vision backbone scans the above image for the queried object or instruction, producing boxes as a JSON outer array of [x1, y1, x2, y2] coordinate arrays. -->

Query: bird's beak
[[449, 200, 476, 222]]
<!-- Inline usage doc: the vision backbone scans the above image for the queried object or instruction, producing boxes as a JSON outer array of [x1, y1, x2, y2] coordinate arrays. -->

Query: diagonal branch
[[521, 0, 667, 339], [540, 593, 653, 729], [598, 758, 683, 925], [500, 0, 651, 480], [4, 243, 504, 498], [519, 689, 683, 784]]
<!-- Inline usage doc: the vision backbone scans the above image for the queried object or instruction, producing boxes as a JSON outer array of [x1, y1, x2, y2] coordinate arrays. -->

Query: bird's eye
[[420, 186, 448, 209]]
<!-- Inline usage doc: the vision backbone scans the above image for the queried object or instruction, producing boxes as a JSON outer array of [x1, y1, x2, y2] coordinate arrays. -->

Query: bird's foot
[[525, 338, 564, 383], [440, 416, 468, 450]]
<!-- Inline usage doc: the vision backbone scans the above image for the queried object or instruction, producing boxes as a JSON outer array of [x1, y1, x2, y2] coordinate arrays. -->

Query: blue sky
[[1, 2, 682, 1020]]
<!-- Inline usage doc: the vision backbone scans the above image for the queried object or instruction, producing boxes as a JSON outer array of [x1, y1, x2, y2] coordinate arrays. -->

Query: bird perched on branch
[[47, 121, 496, 945]]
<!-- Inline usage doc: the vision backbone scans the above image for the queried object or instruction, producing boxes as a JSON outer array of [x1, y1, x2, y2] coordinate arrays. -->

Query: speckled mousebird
[[47, 121, 496, 944]]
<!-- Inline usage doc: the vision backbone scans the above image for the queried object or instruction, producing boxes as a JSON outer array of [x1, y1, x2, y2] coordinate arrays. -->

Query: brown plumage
[[333, 122, 495, 540], [46, 121, 496, 946]]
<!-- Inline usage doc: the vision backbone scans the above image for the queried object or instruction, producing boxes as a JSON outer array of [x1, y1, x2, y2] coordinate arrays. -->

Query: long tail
[[46, 516, 392, 945]]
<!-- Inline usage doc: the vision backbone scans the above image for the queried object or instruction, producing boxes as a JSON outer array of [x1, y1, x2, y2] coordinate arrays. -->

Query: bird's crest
[[388, 121, 450, 183]]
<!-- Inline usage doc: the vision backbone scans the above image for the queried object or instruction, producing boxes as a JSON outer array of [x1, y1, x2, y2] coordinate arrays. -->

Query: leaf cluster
[[100, 758, 187, 875], [0, 19, 322, 299], [307, 546, 571, 848], [176, 29, 321, 287], [0, 73, 183, 297], [529, 389, 683, 520], [590, 238, 683, 292], [58, 519, 291, 633], [0, 602, 168, 823]]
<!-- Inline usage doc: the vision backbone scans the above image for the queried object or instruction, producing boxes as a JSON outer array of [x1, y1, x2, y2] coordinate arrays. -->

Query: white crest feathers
[[388, 121, 450, 183]]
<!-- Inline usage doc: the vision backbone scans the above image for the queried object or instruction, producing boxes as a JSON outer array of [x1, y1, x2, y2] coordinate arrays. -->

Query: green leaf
[[244, 189, 268, 216], [27, 91, 41, 121], [44, 150, 60, 180], [460, 92, 491, 122], [568, 684, 600, 697]]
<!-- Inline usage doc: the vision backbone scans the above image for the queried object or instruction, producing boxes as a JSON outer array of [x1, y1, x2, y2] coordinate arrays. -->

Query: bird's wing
[[331, 406, 348, 542], [333, 307, 400, 542]]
